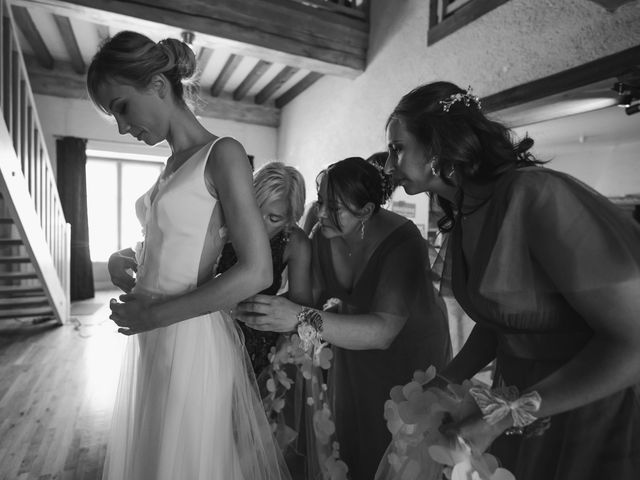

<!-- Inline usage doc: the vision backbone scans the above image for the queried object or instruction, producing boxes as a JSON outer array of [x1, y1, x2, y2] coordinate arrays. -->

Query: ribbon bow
[[469, 386, 541, 427]]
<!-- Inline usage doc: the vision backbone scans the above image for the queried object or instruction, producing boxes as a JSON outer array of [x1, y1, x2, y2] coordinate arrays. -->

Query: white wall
[[33, 94, 278, 168], [512, 105, 640, 197], [278, 0, 640, 200]]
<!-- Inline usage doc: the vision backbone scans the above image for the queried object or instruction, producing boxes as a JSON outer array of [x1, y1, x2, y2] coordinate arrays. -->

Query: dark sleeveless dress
[[313, 221, 452, 480], [217, 230, 290, 375], [449, 167, 640, 479]]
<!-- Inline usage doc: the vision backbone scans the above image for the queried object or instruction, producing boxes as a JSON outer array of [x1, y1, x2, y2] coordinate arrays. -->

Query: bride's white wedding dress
[[102, 138, 290, 480]]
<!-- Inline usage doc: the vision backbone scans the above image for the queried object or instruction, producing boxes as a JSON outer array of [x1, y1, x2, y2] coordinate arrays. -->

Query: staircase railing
[[0, 0, 70, 323]]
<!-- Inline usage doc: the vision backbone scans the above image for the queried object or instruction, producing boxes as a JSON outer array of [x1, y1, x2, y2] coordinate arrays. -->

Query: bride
[[87, 30, 290, 480]]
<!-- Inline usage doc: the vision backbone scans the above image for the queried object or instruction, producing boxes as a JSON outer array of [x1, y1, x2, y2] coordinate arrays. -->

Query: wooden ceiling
[[8, 0, 369, 127]]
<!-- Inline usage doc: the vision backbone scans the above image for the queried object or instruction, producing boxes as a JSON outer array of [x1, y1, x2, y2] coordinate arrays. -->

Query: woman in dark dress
[[383, 81, 640, 479], [236, 157, 452, 480], [217, 161, 312, 375]]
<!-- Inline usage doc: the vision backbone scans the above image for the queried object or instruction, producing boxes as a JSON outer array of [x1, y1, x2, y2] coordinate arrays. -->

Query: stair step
[[0, 296, 49, 309], [0, 238, 23, 246], [0, 256, 31, 263], [0, 306, 54, 320], [0, 271, 38, 280], [0, 285, 44, 296]]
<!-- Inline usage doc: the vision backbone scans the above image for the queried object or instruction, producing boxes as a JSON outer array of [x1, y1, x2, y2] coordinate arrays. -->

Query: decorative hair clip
[[368, 160, 394, 204], [439, 86, 481, 113]]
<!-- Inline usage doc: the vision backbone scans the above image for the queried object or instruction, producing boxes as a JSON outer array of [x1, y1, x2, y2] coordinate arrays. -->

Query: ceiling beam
[[196, 46, 214, 73], [209, 54, 242, 97], [95, 23, 108, 42], [233, 60, 271, 101], [275, 71, 323, 108], [255, 66, 299, 105], [12, 0, 367, 78], [52, 14, 85, 74], [482, 44, 640, 114], [23, 55, 280, 127], [10, 5, 54, 69]]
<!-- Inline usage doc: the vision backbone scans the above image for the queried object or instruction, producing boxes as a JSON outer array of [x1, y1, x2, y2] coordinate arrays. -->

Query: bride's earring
[[360, 219, 366, 240], [430, 155, 440, 177]]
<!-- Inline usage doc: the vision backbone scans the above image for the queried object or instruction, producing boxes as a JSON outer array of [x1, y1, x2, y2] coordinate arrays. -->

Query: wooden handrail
[[0, 0, 70, 323]]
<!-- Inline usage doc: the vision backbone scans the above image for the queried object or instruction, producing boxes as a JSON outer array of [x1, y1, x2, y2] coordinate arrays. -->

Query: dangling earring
[[360, 219, 366, 240], [430, 155, 440, 177], [447, 166, 455, 178]]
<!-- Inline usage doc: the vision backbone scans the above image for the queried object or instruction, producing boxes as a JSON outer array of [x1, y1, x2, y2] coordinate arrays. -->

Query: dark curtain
[[56, 137, 94, 300]]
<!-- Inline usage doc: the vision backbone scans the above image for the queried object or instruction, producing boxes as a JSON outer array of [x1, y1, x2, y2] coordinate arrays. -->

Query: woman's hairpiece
[[439, 86, 481, 113], [368, 160, 394, 204]]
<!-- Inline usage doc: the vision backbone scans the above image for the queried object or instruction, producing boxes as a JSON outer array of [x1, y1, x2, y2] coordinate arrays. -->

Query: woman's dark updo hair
[[387, 81, 542, 232], [87, 31, 198, 110], [317, 157, 394, 232]]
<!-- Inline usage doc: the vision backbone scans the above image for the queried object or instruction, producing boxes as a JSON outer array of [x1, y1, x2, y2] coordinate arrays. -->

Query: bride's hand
[[235, 294, 300, 333], [109, 293, 158, 335]]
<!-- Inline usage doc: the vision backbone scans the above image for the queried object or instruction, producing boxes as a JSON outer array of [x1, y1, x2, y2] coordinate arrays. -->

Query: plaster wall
[[278, 0, 640, 200]]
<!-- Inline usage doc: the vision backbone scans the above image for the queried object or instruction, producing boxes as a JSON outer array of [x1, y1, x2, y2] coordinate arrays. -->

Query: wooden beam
[[196, 46, 213, 72], [10, 5, 53, 69], [22, 55, 280, 127], [12, 0, 366, 78], [95, 23, 108, 42], [209, 53, 241, 97], [275, 71, 323, 108], [255, 66, 299, 105], [233, 60, 271, 101], [482, 44, 640, 113], [52, 14, 85, 74]]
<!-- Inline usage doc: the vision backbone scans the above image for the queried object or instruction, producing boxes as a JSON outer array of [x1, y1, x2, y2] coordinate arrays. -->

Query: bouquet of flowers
[[376, 366, 515, 480]]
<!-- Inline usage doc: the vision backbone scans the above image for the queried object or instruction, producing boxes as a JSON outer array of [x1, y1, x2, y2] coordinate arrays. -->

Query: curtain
[[56, 137, 94, 300]]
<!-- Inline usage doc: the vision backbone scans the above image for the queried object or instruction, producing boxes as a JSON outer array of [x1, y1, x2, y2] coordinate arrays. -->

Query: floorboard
[[0, 290, 123, 480]]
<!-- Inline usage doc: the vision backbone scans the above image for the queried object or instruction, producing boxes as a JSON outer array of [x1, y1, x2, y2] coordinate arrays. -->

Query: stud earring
[[430, 155, 440, 177]]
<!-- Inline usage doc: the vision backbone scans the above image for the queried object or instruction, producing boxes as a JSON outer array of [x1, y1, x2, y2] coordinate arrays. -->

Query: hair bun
[[158, 38, 196, 79]]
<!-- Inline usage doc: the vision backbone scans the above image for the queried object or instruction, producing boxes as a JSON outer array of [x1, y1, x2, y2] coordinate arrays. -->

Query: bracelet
[[505, 416, 551, 437], [296, 307, 324, 352], [469, 385, 541, 428]]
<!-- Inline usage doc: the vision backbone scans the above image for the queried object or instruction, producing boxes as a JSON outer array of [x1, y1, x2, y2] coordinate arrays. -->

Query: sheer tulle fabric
[[102, 299, 290, 480], [448, 168, 640, 312]]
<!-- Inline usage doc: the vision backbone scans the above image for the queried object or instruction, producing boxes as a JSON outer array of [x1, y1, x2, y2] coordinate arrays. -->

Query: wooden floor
[[0, 290, 123, 480]]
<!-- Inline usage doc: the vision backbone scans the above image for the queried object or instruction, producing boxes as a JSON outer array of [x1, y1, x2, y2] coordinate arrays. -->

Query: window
[[86, 157, 163, 261]]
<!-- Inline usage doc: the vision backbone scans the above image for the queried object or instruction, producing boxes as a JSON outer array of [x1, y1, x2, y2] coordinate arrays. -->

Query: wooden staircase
[[0, 0, 70, 325], [0, 214, 56, 323]]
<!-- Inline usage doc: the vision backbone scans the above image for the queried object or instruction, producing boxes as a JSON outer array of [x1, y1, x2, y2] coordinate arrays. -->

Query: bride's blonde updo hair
[[87, 30, 198, 110]]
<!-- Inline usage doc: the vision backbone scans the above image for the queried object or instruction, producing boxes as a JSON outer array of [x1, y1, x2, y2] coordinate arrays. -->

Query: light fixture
[[617, 93, 633, 108], [613, 81, 640, 115], [181, 31, 195, 45]]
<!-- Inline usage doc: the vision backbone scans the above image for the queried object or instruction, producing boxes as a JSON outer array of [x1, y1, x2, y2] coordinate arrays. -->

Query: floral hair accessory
[[439, 86, 482, 112], [367, 160, 395, 204], [469, 385, 541, 428]]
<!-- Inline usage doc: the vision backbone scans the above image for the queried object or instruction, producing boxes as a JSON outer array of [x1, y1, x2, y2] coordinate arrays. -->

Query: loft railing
[[288, 0, 368, 19], [0, 0, 70, 323], [428, 0, 512, 45]]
